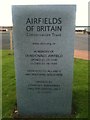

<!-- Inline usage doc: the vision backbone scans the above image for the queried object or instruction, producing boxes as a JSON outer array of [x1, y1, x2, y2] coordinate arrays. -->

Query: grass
[[0, 50, 2, 119], [1, 50, 89, 119], [73, 59, 88, 118], [2, 50, 16, 118]]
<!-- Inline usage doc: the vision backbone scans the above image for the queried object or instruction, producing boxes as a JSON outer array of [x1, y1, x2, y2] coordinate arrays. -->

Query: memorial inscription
[[12, 5, 76, 116]]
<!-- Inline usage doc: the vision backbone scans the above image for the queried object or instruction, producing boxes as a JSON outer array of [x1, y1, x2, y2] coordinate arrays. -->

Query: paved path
[[74, 50, 90, 60], [74, 33, 90, 60], [0, 32, 10, 49], [74, 33, 89, 51]]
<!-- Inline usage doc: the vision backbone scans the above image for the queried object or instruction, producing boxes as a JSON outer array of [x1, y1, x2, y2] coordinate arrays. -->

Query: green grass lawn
[[0, 50, 2, 119], [2, 50, 89, 119], [2, 50, 16, 118]]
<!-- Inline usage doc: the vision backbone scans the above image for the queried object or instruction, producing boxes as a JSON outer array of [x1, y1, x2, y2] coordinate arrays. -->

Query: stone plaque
[[12, 5, 76, 116]]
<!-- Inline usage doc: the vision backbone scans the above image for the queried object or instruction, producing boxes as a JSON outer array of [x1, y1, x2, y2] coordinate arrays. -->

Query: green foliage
[[2, 50, 89, 118]]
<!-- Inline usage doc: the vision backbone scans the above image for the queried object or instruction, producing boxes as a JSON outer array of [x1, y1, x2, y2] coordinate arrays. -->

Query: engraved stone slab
[[12, 5, 76, 116]]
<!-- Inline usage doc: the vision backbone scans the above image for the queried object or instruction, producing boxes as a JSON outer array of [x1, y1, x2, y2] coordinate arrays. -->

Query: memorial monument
[[12, 5, 76, 117]]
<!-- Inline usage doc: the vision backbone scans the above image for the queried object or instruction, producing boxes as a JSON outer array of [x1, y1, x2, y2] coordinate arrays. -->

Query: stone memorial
[[12, 5, 76, 117]]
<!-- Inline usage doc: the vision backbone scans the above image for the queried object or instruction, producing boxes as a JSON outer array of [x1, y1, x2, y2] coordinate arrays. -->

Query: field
[[1, 50, 89, 119], [0, 50, 2, 119]]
